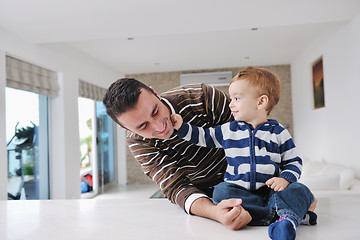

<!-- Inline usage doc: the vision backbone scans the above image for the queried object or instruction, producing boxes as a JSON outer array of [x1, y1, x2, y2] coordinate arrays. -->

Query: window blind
[[6, 56, 59, 97], [79, 79, 106, 102]]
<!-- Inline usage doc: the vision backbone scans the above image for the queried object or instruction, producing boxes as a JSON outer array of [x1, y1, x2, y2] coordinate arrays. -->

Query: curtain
[[79, 79, 106, 102], [6, 56, 59, 97]]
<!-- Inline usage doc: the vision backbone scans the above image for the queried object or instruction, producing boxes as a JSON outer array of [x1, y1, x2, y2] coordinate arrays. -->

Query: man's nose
[[152, 119, 164, 132]]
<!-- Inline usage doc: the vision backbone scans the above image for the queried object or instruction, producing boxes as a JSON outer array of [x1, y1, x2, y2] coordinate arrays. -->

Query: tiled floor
[[92, 184, 360, 239], [4, 183, 356, 239]]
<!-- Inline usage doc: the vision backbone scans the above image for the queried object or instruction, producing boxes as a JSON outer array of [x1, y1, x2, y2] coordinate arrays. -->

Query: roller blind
[[6, 56, 59, 97], [79, 79, 106, 102]]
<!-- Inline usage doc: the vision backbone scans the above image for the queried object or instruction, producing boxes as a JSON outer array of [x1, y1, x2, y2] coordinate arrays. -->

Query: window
[[5, 56, 58, 200], [6, 87, 50, 200]]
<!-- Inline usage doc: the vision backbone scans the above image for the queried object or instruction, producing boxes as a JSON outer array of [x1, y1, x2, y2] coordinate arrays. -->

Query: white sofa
[[298, 159, 360, 194]]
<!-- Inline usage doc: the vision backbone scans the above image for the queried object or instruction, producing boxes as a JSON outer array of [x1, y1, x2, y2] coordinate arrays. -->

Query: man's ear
[[257, 95, 269, 110]]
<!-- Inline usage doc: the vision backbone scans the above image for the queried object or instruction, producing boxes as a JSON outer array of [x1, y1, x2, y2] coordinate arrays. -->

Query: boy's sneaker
[[301, 211, 317, 225]]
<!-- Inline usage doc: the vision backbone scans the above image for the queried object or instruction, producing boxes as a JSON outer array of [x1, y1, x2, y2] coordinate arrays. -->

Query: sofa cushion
[[299, 174, 340, 190], [299, 160, 355, 190]]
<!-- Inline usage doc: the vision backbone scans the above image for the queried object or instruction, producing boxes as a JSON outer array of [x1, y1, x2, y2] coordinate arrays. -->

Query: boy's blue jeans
[[213, 182, 314, 226]]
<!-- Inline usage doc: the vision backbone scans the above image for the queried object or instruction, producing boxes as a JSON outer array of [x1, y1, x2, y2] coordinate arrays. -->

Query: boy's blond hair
[[230, 67, 281, 114]]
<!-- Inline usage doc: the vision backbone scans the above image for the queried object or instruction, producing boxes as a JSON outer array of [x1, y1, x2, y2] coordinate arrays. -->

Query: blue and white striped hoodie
[[175, 119, 302, 191]]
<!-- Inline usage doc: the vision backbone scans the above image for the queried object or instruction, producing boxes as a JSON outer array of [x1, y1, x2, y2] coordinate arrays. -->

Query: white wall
[[291, 15, 360, 177], [0, 51, 7, 199], [0, 27, 127, 200]]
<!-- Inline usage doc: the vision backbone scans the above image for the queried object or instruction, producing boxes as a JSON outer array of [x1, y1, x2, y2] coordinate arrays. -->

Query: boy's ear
[[257, 95, 269, 110]]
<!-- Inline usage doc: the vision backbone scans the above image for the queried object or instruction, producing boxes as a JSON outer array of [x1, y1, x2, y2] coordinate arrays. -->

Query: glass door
[[78, 97, 98, 197], [96, 102, 115, 192], [6, 87, 50, 200], [79, 98, 115, 197]]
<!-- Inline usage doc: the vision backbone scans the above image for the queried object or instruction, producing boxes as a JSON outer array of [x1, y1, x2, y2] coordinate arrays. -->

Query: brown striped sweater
[[127, 83, 233, 212]]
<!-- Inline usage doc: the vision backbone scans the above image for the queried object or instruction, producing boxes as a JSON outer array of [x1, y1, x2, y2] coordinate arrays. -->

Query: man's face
[[116, 89, 174, 139]]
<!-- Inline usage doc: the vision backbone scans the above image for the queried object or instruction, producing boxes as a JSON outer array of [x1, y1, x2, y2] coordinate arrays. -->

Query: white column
[[50, 73, 81, 199]]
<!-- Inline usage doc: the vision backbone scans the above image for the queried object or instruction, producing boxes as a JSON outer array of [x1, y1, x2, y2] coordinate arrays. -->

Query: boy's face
[[115, 89, 174, 139], [228, 80, 261, 122]]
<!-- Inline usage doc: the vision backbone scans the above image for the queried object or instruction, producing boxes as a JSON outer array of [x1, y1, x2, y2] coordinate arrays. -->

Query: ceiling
[[1, 0, 360, 74]]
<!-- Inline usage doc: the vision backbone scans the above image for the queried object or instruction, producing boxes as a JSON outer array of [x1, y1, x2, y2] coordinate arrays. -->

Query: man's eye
[[139, 123, 148, 131], [153, 110, 159, 117]]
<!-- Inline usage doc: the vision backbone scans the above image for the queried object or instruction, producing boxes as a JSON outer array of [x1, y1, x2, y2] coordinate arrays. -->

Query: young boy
[[172, 67, 317, 240]]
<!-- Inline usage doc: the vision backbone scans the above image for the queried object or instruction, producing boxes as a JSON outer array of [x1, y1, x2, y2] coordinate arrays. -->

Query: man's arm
[[128, 135, 252, 230], [190, 197, 252, 230], [127, 134, 211, 210]]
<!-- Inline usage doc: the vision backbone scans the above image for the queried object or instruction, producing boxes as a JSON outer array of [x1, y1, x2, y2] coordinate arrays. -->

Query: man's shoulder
[[160, 83, 205, 99], [160, 84, 208, 114]]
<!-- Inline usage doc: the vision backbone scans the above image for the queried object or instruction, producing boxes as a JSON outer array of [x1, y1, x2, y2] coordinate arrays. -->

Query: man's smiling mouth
[[157, 121, 167, 134]]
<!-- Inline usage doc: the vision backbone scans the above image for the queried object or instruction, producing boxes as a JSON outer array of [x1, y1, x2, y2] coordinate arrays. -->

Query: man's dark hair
[[103, 78, 154, 126]]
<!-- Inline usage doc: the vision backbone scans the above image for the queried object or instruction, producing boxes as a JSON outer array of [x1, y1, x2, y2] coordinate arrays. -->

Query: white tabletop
[[1, 194, 359, 240]]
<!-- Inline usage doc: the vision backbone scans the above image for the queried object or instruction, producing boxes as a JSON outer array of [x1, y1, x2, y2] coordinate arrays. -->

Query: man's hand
[[190, 197, 252, 230], [215, 199, 252, 230], [170, 114, 183, 130], [265, 177, 290, 191]]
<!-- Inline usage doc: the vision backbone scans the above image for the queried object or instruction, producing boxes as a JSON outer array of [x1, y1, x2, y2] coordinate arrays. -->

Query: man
[[103, 78, 316, 230]]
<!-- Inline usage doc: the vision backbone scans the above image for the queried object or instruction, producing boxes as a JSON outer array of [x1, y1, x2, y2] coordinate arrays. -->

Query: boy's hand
[[265, 177, 290, 191], [170, 114, 183, 130]]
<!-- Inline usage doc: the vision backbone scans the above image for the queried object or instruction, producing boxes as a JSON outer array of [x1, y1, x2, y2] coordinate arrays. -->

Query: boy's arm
[[172, 114, 224, 148], [265, 126, 302, 191], [278, 128, 302, 183]]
